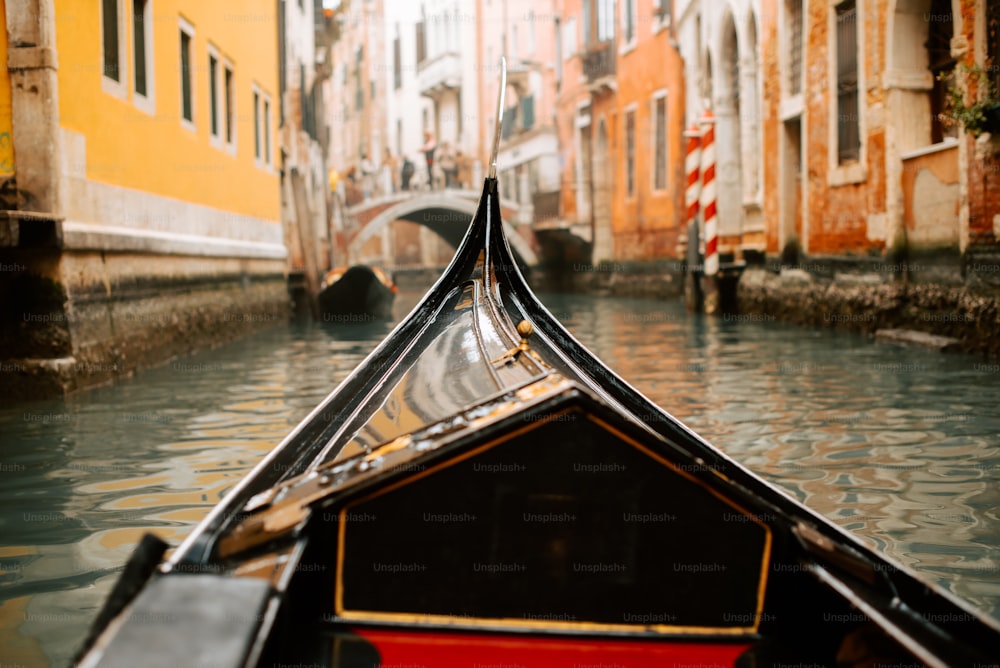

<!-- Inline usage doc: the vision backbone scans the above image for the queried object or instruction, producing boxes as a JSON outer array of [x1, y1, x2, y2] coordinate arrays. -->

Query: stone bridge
[[342, 189, 538, 266]]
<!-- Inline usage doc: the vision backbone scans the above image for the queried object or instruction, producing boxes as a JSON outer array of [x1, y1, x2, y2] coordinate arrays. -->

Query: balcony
[[418, 51, 462, 99], [582, 41, 615, 91]]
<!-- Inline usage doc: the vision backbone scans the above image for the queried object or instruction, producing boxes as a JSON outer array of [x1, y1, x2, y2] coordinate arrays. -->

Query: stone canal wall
[[543, 261, 687, 300], [1, 250, 288, 401], [737, 265, 1000, 358], [543, 256, 1000, 359]]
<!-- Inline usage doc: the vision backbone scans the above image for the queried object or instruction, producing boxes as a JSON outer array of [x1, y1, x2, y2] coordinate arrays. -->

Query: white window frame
[[620, 0, 638, 55], [623, 102, 638, 200], [253, 83, 274, 170], [179, 16, 196, 132], [207, 43, 223, 146], [651, 89, 668, 193], [651, 0, 671, 34], [223, 58, 237, 155], [827, 0, 866, 186], [101, 0, 128, 99], [253, 85, 262, 164], [131, 0, 155, 114], [597, 0, 615, 42]]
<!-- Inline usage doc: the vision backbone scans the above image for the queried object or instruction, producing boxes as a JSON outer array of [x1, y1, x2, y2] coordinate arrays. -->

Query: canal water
[[2, 290, 999, 665]]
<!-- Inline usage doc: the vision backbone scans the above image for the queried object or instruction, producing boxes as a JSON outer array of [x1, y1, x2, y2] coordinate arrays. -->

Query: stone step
[[875, 328, 961, 352]]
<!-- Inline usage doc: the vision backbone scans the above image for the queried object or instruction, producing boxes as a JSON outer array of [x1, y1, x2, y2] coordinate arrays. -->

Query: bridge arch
[[348, 191, 538, 266]]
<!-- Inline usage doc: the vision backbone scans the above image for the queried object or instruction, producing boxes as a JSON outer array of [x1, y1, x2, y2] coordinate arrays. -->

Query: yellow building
[[1, 0, 288, 398]]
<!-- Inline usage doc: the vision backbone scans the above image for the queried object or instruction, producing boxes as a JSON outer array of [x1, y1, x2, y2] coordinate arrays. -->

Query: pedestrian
[[438, 143, 457, 189], [401, 155, 415, 191], [455, 150, 471, 189], [381, 147, 398, 195], [420, 131, 436, 191], [360, 152, 376, 200]]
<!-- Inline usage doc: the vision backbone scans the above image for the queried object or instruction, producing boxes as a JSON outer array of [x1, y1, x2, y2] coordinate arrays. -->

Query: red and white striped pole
[[684, 124, 702, 238], [700, 108, 718, 277]]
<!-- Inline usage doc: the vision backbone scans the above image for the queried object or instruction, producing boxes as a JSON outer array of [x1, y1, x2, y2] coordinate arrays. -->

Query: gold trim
[[584, 414, 774, 635], [334, 407, 772, 636], [335, 610, 755, 636]]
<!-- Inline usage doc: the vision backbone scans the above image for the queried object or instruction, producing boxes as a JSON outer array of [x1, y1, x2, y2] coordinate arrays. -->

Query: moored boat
[[317, 265, 397, 322], [76, 63, 1000, 668]]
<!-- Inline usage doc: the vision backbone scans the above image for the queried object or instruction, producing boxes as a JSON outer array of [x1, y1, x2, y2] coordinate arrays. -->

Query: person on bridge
[[401, 156, 415, 191], [360, 152, 376, 200], [381, 148, 398, 195], [455, 150, 471, 189], [438, 143, 457, 189], [420, 131, 436, 191]]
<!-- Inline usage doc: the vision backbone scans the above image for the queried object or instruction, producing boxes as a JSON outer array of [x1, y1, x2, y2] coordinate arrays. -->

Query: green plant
[[938, 62, 1000, 138]]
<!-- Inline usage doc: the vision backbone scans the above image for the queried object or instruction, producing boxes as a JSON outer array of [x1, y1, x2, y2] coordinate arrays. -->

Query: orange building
[[675, 0, 1000, 273], [555, 0, 684, 264]]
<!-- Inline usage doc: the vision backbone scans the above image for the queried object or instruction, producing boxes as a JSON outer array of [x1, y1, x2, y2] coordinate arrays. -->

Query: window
[[786, 0, 803, 95], [179, 19, 195, 126], [132, 0, 148, 96], [521, 95, 535, 130], [208, 50, 220, 139], [583, 0, 614, 45], [224, 62, 235, 148], [103, 0, 121, 81], [652, 0, 671, 25], [835, 1, 859, 163], [623, 0, 636, 45], [416, 15, 426, 64], [252, 86, 272, 167], [253, 90, 261, 159], [393, 26, 402, 90], [511, 24, 519, 61], [653, 94, 667, 191], [264, 97, 271, 165], [625, 107, 636, 198]]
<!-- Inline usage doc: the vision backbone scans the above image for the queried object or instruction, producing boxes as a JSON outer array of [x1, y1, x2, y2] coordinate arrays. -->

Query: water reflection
[[1, 290, 998, 665]]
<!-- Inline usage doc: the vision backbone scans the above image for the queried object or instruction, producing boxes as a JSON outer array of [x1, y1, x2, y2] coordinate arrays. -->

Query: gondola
[[76, 63, 1000, 668], [317, 265, 397, 321]]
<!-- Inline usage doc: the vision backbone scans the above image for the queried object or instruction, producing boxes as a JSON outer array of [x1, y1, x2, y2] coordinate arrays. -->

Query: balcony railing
[[582, 41, 615, 84]]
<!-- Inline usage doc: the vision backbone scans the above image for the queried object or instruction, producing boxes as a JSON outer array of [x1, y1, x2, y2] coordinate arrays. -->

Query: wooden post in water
[[699, 109, 720, 315], [683, 123, 703, 312]]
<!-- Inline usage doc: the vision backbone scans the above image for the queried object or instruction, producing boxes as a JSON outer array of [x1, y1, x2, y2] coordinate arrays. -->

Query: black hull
[[317, 266, 395, 321], [77, 178, 1000, 668]]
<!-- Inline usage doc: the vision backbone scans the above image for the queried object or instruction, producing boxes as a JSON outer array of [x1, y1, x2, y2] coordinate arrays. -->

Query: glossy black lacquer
[[77, 177, 1000, 668]]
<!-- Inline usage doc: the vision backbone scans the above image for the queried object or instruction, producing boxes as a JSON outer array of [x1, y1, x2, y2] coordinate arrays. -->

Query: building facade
[[554, 0, 685, 265], [1, 0, 287, 398], [279, 0, 335, 311], [478, 0, 561, 227], [677, 0, 1000, 275]]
